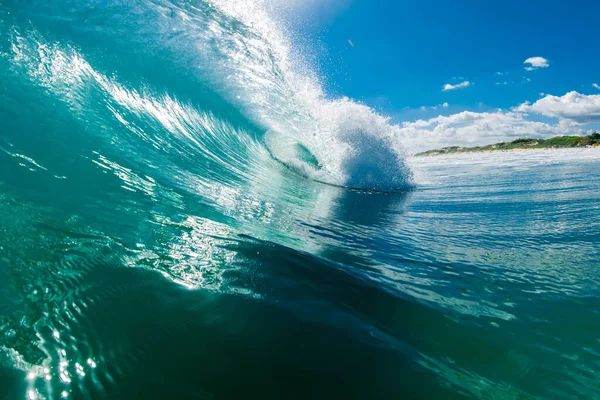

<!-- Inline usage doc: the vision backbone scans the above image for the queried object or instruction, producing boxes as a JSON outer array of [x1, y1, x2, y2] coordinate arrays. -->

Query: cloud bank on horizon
[[397, 91, 600, 154], [395, 54, 600, 154]]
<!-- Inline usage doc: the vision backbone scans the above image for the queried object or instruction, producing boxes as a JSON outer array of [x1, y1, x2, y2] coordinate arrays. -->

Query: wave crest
[[206, 0, 413, 190], [3, 0, 413, 192]]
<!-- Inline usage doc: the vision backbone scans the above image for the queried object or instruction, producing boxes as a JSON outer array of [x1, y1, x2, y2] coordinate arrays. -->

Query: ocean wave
[[2, 0, 412, 192]]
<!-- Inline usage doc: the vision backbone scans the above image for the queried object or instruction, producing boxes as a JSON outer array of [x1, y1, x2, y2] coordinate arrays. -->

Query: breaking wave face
[[0, 0, 417, 397], [195, 0, 413, 191], [0, 0, 411, 192]]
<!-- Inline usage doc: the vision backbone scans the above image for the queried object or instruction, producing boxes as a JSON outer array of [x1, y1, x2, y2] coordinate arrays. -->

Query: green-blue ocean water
[[1, 1, 600, 399]]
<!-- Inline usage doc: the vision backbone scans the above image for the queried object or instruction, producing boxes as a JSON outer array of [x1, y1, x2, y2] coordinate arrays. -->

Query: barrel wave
[[2, 1, 600, 400], [0, 0, 411, 193]]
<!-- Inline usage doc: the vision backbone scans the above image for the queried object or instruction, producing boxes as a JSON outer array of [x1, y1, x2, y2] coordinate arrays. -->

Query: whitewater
[[1, 1, 600, 399]]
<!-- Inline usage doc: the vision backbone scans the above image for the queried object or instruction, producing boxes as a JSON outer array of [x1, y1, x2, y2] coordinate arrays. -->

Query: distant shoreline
[[414, 146, 600, 157], [414, 134, 600, 157]]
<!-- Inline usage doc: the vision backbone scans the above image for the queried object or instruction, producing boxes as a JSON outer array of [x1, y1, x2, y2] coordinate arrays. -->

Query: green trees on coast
[[416, 133, 600, 156]]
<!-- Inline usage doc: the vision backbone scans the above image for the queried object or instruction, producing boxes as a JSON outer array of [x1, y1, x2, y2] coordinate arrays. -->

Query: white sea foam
[[207, 0, 413, 190]]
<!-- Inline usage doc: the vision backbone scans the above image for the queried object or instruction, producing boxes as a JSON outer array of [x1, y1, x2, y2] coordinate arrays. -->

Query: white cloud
[[442, 81, 471, 92], [495, 82, 508, 85], [593, 83, 600, 90], [516, 91, 600, 123], [396, 89, 600, 154], [348, 39, 355, 47], [397, 110, 584, 154], [496, 71, 504, 75], [420, 102, 450, 111], [524, 56, 549, 71]]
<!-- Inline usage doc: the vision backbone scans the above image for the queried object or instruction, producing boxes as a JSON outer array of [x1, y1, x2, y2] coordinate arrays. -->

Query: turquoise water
[[2, 1, 600, 399]]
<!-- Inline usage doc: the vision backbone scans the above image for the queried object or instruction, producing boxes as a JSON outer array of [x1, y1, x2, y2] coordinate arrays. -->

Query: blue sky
[[281, 0, 600, 151]]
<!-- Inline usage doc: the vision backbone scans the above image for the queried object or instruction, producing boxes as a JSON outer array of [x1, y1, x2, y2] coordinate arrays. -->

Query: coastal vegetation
[[415, 133, 600, 156]]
